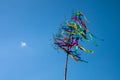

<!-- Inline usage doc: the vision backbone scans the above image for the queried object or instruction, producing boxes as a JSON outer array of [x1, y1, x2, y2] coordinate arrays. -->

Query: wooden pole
[[64, 53, 69, 80]]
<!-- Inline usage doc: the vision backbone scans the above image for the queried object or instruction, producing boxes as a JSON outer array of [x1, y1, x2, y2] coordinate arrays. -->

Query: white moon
[[21, 41, 27, 47]]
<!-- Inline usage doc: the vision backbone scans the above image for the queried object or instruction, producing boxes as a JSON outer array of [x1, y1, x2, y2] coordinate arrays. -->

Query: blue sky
[[0, 0, 120, 80]]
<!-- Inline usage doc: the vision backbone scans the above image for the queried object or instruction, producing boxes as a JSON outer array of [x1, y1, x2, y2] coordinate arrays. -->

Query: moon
[[21, 41, 27, 47]]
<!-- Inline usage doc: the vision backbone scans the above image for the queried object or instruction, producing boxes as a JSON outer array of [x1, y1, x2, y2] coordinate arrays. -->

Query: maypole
[[53, 10, 95, 80]]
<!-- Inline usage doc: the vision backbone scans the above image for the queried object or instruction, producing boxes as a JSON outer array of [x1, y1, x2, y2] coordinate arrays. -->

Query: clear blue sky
[[0, 0, 120, 80]]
